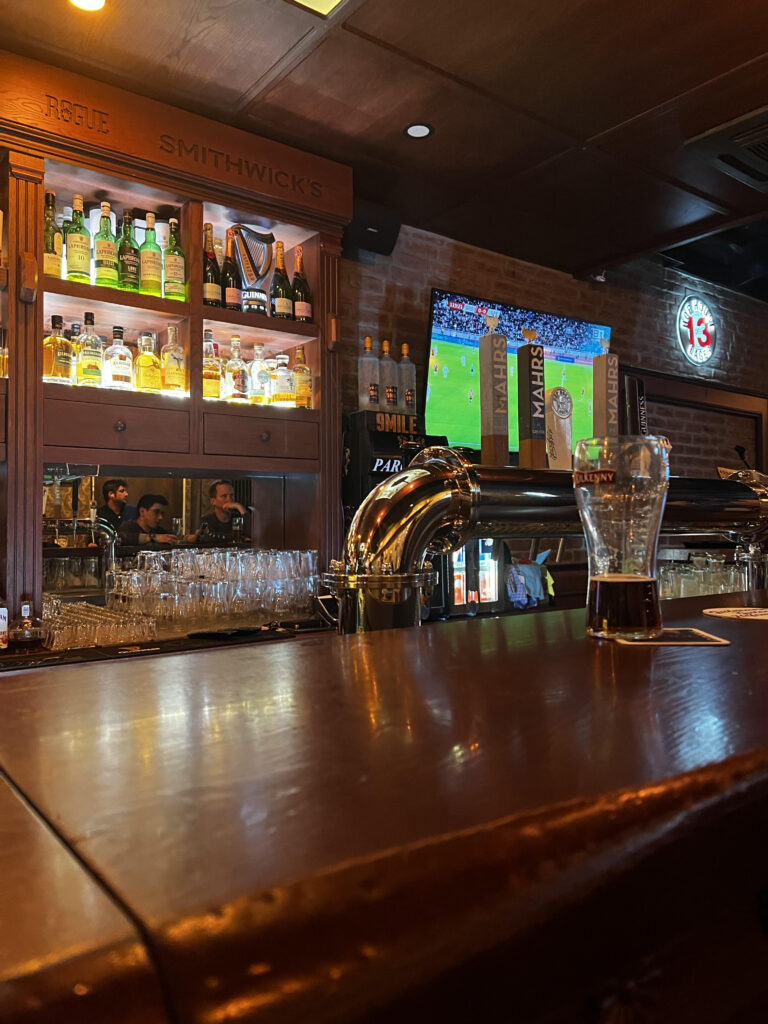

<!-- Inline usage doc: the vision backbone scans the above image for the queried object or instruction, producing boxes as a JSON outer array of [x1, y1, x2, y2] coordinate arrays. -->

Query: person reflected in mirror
[[96, 478, 129, 531], [187, 479, 249, 545], [118, 493, 179, 548]]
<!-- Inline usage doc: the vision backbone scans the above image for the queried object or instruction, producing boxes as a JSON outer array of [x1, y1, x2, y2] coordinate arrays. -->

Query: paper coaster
[[702, 607, 768, 620]]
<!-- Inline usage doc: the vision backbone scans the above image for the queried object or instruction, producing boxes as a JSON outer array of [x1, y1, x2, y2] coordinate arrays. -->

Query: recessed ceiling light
[[404, 123, 433, 139], [288, 0, 346, 15], [69, 0, 105, 9]]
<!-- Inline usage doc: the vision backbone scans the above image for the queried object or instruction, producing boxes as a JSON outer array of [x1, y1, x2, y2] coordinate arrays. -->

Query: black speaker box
[[342, 198, 401, 260]]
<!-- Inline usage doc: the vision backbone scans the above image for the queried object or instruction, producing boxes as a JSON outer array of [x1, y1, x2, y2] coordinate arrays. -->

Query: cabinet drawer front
[[44, 399, 190, 453], [204, 413, 318, 459]]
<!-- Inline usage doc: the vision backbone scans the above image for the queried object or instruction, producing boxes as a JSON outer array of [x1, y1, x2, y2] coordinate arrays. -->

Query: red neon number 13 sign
[[677, 297, 716, 365]]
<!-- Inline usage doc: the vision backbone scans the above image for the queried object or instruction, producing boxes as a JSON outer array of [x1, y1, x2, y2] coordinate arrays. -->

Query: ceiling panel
[[243, 27, 574, 183], [346, 0, 768, 139]]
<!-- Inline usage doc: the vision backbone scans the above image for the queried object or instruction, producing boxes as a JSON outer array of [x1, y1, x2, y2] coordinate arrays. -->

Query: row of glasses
[[44, 556, 100, 591], [658, 557, 749, 600], [43, 595, 157, 650]]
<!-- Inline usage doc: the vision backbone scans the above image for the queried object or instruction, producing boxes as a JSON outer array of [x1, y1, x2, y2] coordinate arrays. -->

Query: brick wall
[[340, 225, 768, 477]]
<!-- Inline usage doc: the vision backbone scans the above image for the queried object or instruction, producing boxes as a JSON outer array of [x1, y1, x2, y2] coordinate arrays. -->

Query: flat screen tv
[[424, 289, 611, 452]]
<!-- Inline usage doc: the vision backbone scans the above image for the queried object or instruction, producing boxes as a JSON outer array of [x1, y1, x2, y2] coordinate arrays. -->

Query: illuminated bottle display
[[139, 212, 162, 297], [224, 335, 249, 403], [291, 245, 312, 322], [269, 241, 293, 319], [249, 342, 269, 405], [203, 222, 222, 307], [118, 211, 140, 292], [65, 194, 91, 285], [202, 330, 221, 399], [357, 335, 379, 411], [222, 228, 243, 311], [271, 353, 296, 407], [160, 325, 186, 393], [293, 345, 312, 409], [94, 201, 118, 288], [42, 314, 74, 385], [398, 342, 416, 414], [103, 326, 133, 391], [163, 217, 186, 301], [135, 332, 162, 394], [379, 339, 398, 410], [75, 312, 103, 388], [43, 190, 62, 279]]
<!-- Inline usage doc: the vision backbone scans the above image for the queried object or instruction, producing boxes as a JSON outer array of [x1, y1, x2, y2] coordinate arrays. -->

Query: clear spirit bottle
[[139, 212, 162, 297], [271, 353, 296, 407], [75, 312, 104, 388], [291, 245, 313, 323], [398, 342, 416, 414], [135, 332, 162, 394], [249, 342, 269, 405], [163, 217, 186, 301], [379, 339, 399, 411], [202, 331, 221, 400], [161, 324, 187, 394], [103, 326, 134, 391], [293, 345, 312, 409], [42, 315, 74, 385], [358, 335, 379, 411], [224, 335, 250, 403], [65, 194, 91, 285], [269, 241, 294, 319], [264, 357, 278, 404], [43, 190, 62, 279], [93, 201, 118, 288], [118, 211, 140, 292]]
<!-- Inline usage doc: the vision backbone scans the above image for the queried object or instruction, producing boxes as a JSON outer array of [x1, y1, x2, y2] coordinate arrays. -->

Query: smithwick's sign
[[0, 50, 351, 218], [677, 295, 716, 366]]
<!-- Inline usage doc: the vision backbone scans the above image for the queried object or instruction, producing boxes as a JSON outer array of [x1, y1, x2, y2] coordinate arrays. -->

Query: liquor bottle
[[42, 314, 75, 385], [0, 596, 7, 651], [271, 353, 296, 407], [398, 342, 416, 415], [8, 601, 44, 652], [118, 211, 140, 292], [60, 204, 72, 272], [66, 194, 91, 285], [249, 342, 269, 405], [269, 241, 293, 319], [379, 339, 399, 411], [139, 212, 162, 297], [93, 201, 118, 289], [291, 245, 313, 322], [202, 330, 221, 399], [163, 217, 186, 301], [160, 324, 186, 393], [293, 345, 312, 409], [203, 222, 222, 307], [358, 335, 380, 411], [264, 357, 278, 403], [75, 312, 104, 388], [0, 327, 8, 379], [135, 332, 162, 394], [222, 228, 243, 311], [102, 326, 134, 391], [43, 190, 63, 278], [224, 335, 249, 403]]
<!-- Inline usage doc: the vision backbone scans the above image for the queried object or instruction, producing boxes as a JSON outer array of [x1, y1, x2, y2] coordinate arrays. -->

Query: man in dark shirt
[[118, 494, 178, 549], [189, 480, 249, 545], [96, 478, 129, 531]]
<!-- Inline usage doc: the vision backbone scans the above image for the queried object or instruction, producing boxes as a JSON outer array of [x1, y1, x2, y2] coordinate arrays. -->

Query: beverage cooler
[[441, 538, 504, 618]]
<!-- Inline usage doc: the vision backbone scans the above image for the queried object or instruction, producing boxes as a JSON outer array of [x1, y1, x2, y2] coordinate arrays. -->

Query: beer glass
[[573, 435, 669, 639]]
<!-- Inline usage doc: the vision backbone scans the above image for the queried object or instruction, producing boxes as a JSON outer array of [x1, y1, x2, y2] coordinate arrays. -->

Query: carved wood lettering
[[44, 94, 109, 134]]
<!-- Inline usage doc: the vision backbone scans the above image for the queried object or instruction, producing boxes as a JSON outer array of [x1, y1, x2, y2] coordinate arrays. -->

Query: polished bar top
[[0, 594, 767, 1022]]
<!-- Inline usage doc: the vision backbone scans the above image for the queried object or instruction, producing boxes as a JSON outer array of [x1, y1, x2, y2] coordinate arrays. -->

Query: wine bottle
[[269, 241, 293, 319], [203, 222, 222, 307], [221, 228, 243, 311], [291, 245, 313, 322], [139, 212, 162, 297], [163, 217, 186, 301], [117, 211, 140, 292]]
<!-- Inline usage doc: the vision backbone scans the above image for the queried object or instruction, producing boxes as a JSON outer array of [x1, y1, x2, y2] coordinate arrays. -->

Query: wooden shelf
[[44, 276, 189, 322], [42, 382, 189, 410], [203, 307, 316, 343]]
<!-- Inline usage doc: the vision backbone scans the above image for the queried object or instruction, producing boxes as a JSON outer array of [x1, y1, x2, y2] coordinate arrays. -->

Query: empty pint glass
[[574, 436, 669, 639]]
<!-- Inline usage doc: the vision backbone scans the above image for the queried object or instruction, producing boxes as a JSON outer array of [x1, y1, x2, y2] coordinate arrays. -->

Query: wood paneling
[[44, 397, 191, 453], [203, 409, 319, 460]]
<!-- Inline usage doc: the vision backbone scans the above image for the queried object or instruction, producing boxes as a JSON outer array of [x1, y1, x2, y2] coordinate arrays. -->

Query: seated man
[[96, 478, 128, 531], [117, 493, 178, 549], [188, 479, 249, 545]]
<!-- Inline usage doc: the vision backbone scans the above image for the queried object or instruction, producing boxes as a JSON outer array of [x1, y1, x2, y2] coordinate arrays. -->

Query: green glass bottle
[[269, 240, 294, 320], [117, 211, 140, 293], [66, 194, 91, 285], [139, 212, 162, 297], [163, 216, 186, 301], [43, 190, 62, 279], [93, 201, 118, 289]]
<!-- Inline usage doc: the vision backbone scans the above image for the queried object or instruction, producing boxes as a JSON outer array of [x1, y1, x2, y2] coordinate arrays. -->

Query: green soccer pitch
[[424, 339, 595, 451]]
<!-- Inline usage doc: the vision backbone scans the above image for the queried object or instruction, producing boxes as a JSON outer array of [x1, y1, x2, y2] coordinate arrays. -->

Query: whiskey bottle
[[203, 222, 222, 307], [42, 314, 74, 385], [0, 327, 8, 379], [139, 212, 162, 297], [75, 312, 104, 388], [357, 335, 380, 411], [93, 201, 118, 289], [398, 342, 416, 414], [135, 332, 162, 394], [102, 326, 134, 391], [202, 330, 221, 399], [66, 194, 91, 285], [271, 353, 296, 407], [293, 345, 312, 409], [118, 211, 140, 292], [222, 228, 243, 311], [43, 190, 63, 279], [163, 217, 186, 301], [224, 335, 250, 403], [160, 325, 186, 394], [291, 245, 313, 323], [249, 342, 269, 405], [379, 339, 399, 411], [269, 241, 293, 319]]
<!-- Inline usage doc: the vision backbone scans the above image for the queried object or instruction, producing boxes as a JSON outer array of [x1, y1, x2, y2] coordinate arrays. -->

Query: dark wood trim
[[319, 233, 343, 564], [44, 275, 191, 318], [41, 446, 321, 476]]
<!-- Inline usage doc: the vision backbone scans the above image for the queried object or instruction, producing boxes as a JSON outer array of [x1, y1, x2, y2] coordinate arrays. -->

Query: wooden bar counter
[[1, 594, 767, 1022]]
